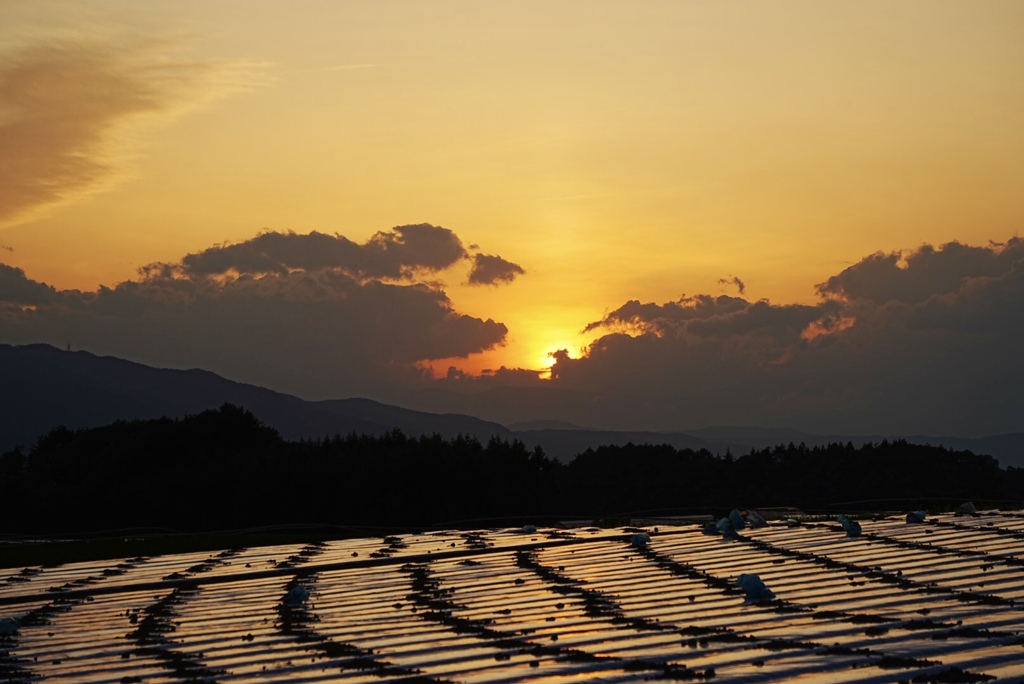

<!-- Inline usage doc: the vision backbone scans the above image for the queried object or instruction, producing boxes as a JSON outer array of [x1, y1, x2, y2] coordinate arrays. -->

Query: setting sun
[[535, 344, 575, 379], [542, 344, 577, 369]]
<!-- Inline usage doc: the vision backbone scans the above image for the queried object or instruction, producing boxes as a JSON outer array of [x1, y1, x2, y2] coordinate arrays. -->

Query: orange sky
[[1, 0, 1022, 374]]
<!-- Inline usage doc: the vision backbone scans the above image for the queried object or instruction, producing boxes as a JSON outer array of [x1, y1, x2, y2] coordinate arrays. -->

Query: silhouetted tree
[[2, 405, 1016, 535]]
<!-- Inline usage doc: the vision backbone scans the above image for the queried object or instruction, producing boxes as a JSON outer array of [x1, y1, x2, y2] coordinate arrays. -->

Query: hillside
[[0, 344, 506, 450], [2, 343, 1021, 468]]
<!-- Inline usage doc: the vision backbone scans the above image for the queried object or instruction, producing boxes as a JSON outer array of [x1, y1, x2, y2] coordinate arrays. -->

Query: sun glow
[[532, 344, 574, 380], [537, 345, 570, 370]]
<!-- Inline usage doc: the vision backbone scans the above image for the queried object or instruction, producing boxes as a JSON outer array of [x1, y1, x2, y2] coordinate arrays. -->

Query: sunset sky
[[1, 1, 1022, 435]]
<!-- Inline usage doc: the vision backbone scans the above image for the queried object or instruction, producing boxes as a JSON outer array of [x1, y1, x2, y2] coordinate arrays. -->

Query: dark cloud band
[[181, 224, 468, 279], [0, 225, 519, 398], [551, 238, 1024, 436]]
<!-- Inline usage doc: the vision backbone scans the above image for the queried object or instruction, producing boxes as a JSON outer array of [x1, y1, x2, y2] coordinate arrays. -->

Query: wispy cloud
[[718, 275, 746, 295], [0, 36, 264, 230]]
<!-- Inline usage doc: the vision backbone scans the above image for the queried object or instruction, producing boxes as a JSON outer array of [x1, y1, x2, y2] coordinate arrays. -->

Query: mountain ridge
[[2, 343, 1021, 467]]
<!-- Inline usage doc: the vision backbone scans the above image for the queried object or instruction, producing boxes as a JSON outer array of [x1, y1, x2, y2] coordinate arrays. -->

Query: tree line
[[1, 404, 1021, 534]]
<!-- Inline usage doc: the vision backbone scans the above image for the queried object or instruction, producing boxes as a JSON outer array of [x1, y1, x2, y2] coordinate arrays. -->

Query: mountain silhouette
[[0, 344, 508, 451], [2, 343, 1021, 468]]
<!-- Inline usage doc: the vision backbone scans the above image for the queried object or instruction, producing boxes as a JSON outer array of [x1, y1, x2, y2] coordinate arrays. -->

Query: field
[[2, 511, 1024, 682]]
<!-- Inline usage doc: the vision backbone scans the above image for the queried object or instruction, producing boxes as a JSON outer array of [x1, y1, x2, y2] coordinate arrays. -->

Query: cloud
[[467, 254, 525, 285], [0, 264, 59, 306], [0, 225, 516, 398], [546, 239, 1024, 436], [4, 220, 1016, 437], [816, 238, 1024, 304], [180, 225, 527, 287], [0, 36, 259, 229], [718, 275, 746, 295], [181, 224, 469, 280], [583, 294, 752, 335]]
